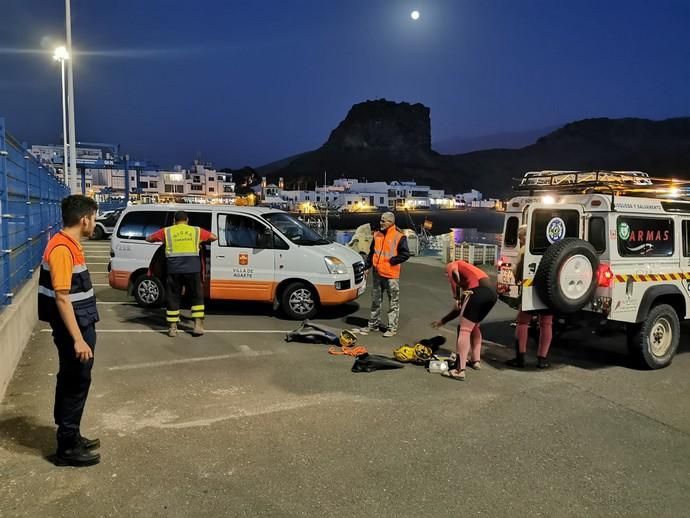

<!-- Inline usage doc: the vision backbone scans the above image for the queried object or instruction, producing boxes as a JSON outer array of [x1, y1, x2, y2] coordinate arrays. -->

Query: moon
[[410, 10, 420, 21]]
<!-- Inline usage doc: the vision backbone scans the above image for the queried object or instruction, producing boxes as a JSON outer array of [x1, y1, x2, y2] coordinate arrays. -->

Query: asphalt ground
[[1, 239, 690, 517]]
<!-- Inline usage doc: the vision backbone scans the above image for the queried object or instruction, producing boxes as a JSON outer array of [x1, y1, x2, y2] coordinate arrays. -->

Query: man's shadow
[[0, 415, 56, 460]]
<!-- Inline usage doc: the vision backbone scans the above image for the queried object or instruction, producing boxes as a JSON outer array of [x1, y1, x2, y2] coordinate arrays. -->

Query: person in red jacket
[[432, 260, 498, 381]]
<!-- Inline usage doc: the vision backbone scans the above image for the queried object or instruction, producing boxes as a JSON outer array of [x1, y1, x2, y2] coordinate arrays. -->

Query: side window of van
[[117, 211, 168, 240], [617, 217, 674, 257], [503, 217, 519, 248], [186, 212, 212, 232], [217, 214, 268, 249], [588, 217, 607, 254], [683, 220, 690, 257]]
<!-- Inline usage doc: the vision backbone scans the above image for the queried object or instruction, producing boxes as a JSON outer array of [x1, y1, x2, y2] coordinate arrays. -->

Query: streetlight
[[65, 0, 79, 194], [53, 46, 69, 187]]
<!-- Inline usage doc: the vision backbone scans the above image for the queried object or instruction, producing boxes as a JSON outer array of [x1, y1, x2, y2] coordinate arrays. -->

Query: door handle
[[215, 255, 225, 259]]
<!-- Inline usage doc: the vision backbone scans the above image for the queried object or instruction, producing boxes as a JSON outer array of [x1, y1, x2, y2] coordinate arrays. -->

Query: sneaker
[[382, 330, 397, 338], [356, 326, 377, 335], [467, 361, 481, 371]]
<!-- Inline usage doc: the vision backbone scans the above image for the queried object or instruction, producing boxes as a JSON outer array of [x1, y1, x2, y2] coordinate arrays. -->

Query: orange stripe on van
[[209, 280, 275, 302], [316, 285, 360, 305], [108, 269, 131, 291]]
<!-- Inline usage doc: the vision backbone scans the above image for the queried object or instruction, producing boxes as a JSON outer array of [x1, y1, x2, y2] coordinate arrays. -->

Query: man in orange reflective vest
[[38, 195, 101, 467], [359, 212, 410, 337], [147, 211, 217, 337]]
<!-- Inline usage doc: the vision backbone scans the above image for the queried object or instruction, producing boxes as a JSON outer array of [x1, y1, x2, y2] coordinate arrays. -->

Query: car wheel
[[281, 282, 318, 320], [134, 274, 165, 308], [534, 238, 599, 314], [626, 304, 680, 369], [92, 225, 105, 240]]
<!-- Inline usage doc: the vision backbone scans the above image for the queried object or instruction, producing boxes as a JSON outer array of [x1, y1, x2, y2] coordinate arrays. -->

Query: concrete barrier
[[0, 271, 38, 401]]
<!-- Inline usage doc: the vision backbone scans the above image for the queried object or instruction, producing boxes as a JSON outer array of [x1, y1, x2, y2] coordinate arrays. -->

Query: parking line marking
[[96, 301, 135, 305], [108, 350, 274, 371], [93, 284, 111, 286]]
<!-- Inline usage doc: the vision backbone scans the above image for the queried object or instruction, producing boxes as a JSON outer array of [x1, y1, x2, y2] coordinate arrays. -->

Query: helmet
[[393, 345, 417, 363], [339, 330, 358, 347], [413, 343, 433, 362]]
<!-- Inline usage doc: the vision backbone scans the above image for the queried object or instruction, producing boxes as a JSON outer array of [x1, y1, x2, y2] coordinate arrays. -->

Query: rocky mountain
[[265, 99, 690, 197]]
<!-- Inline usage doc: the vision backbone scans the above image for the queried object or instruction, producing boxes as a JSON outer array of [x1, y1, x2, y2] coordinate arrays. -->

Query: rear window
[[617, 217, 674, 257], [117, 211, 169, 240], [503, 217, 519, 248], [588, 217, 607, 254], [530, 209, 580, 255]]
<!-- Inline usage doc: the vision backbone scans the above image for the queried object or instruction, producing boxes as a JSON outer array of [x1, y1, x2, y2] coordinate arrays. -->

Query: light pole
[[53, 46, 69, 187], [65, 0, 79, 194]]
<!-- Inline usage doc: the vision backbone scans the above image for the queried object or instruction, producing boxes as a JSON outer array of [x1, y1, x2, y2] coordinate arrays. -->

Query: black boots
[[55, 445, 100, 467], [506, 352, 526, 368], [55, 435, 101, 467], [537, 356, 551, 369], [506, 353, 551, 369], [79, 435, 101, 450]]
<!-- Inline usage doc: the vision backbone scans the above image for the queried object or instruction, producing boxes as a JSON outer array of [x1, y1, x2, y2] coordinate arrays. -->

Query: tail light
[[496, 256, 506, 268], [597, 264, 614, 288]]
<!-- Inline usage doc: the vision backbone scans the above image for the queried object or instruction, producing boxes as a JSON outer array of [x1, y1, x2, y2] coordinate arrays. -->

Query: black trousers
[[166, 272, 205, 323], [51, 322, 96, 451]]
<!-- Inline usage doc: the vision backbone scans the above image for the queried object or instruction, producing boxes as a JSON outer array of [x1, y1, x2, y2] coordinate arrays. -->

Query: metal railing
[[0, 118, 70, 309]]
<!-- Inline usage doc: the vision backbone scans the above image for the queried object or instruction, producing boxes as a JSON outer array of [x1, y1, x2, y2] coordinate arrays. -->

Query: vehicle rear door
[[521, 203, 585, 311]]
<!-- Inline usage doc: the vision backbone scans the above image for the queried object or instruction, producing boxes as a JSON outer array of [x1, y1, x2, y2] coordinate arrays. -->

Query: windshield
[[262, 213, 330, 245]]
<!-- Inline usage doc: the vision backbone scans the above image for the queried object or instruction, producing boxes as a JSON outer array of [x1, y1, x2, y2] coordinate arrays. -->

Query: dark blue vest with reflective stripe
[[38, 232, 99, 327]]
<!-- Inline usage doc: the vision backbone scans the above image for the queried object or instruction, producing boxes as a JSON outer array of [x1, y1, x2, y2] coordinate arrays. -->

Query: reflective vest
[[38, 231, 99, 326], [372, 227, 404, 279], [164, 223, 202, 274]]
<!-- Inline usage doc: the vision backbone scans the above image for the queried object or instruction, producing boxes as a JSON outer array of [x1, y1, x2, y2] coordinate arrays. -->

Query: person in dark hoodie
[[358, 212, 410, 338]]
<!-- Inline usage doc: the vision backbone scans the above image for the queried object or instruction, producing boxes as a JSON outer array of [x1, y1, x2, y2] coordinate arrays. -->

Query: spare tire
[[534, 238, 599, 314]]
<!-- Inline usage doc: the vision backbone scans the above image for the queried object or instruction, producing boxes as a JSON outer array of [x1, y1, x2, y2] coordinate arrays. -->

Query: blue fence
[[0, 118, 70, 309]]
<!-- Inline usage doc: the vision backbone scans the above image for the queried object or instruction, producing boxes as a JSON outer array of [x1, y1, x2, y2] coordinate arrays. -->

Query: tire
[[92, 225, 105, 240], [133, 274, 165, 308], [534, 238, 599, 314], [626, 304, 680, 369], [281, 282, 318, 320]]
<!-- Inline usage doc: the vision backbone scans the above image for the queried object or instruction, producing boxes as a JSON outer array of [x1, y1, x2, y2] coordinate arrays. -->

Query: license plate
[[499, 266, 515, 285], [357, 281, 367, 295]]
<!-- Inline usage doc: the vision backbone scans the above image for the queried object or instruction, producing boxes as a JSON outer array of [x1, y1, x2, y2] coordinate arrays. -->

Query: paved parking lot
[[1, 239, 690, 517]]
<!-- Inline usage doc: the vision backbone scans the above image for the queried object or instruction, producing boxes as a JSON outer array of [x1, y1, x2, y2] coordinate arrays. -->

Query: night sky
[[1, 0, 689, 169]]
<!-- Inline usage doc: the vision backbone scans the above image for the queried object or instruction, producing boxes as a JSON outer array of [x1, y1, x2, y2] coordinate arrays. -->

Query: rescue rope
[[328, 344, 368, 357]]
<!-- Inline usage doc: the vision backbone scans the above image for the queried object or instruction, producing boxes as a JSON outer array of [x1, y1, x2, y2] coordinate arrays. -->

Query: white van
[[497, 170, 690, 369], [108, 204, 366, 319]]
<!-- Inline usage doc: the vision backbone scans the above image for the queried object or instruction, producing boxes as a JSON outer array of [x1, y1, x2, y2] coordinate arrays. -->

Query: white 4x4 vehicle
[[498, 171, 690, 369]]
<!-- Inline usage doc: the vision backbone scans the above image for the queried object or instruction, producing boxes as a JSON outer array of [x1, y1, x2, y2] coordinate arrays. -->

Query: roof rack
[[512, 170, 690, 209], [516, 170, 653, 188]]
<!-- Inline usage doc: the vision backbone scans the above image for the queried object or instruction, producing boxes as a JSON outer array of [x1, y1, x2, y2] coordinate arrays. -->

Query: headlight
[[324, 256, 348, 275]]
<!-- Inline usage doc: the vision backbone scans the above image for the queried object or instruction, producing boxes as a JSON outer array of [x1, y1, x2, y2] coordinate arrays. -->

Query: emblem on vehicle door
[[239, 253, 249, 266]]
